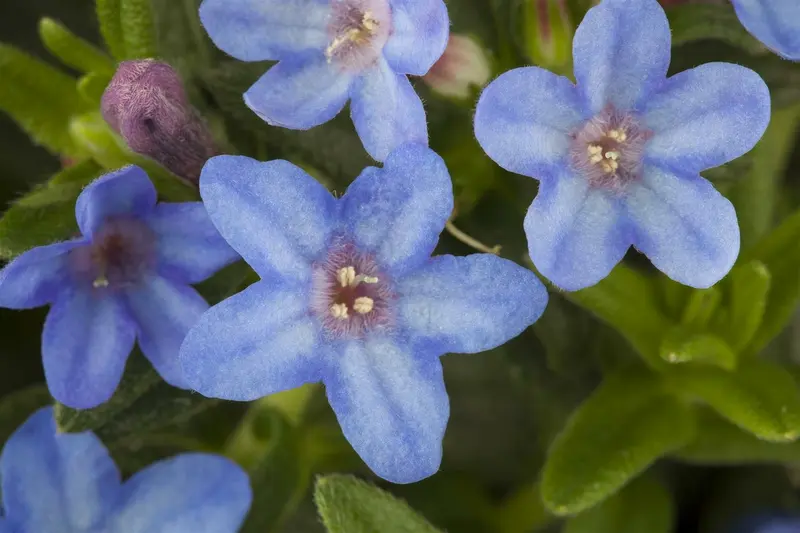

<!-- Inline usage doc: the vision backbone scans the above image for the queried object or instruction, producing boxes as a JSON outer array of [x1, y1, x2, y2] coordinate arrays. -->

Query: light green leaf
[[121, 0, 157, 59], [541, 369, 696, 516], [659, 330, 737, 371], [38, 18, 114, 74], [315, 475, 443, 533], [679, 287, 721, 330], [563, 475, 674, 533], [666, 359, 800, 442], [0, 159, 103, 259], [96, 0, 126, 60], [676, 407, 800, 465], [0, 43, 88, 157], [727, 261, 771, 353], [667, 3, 763, 54], [78, 71, 113, 104]]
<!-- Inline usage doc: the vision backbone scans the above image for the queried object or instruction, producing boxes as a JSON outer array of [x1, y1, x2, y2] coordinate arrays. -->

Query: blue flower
[[474, 0, 771, 291], [731, 0, 800, 61], [179, 144, 548, 484], [0, 407, 251, 533], [0, 166, 238, 409], [198, 0, 449, 162], [729, 514, 800, 533]]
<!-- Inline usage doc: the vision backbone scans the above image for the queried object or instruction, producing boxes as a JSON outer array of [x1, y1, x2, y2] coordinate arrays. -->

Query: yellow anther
[[608, 129, 627, 142], [337, 266, 356, 287], [353, 297, 374, 314], [605, 150, 620, 161], [325, 11, 380, 63], [600, 159, 619, 173], [587, 144, 603, 155], [93, 276, 109, 289], [330, 303, 349, 319], [362, 11, 379, 32]]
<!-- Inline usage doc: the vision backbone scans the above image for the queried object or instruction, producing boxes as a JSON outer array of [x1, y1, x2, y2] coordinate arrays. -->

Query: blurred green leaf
[[540, 369, 695, 516], [676, 407, 800, 465], [727, 261, 771, 353], [314, 475, 443, 533], [563, 474, 674, 533], [78, 71, 113, 104], [742, 207, 800, 355], [667, 3, 763, 54], [0, 43, 89, 157], [120, 0, 157, 59], [96, 0, 126, 60], [0, 385, 52, 446], [0, 159, 102, 259], [666, 359, 800, 442], [680, 287, 721, 330], [564, 264, 673, 368], [659, 330, 736, 371], [38, 18, 114, 74]]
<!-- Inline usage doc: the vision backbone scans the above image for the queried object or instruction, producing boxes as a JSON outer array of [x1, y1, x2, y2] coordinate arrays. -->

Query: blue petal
[[732, 0, 800, 61], [107, 454, 251, 533], [43, 289, 136, 409], [383, 0, 449, 75], [397, 254, 547, 353], [200, 155, 336, 281], [75, 166, 157, 238], [0, 240, 83, 309], [325, 337, 448, 483], [474, 67, 584, 178], [199, 0, 330, 61], [124, 276, 209, 388], [572, 0, 670, 113], [180, 281, 321, 401], [350, 59, 427, 161], [145, 203, 240, 284], [0, 408, 120, 531], [340, 144, 452, 277], [643, 62, 771, 173], [524, 171, 630, 291], [244, 55, 354, 130], [624, 165, 739, 289]]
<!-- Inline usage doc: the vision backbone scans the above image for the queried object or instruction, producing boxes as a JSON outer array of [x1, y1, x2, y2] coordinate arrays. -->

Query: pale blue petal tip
[[731, 0, 800, 61]]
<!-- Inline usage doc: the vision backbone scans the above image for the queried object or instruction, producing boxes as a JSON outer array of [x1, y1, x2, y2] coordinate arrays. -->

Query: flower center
[[326, 0, 392, 71], [68, 217, 155, 290], [311, 240, 394, 339], [569, 104, 652, 191]]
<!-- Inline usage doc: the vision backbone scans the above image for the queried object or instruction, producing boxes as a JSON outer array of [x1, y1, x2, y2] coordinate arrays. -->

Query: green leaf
[[540, 369, 695, 516], [0, 159, 103, 259], [564, 264, 673, 368], [563, 475, 674, 533], [659, 330, 737, 371], [78, 71, 113, 104], [0, 43, 88, 157], [727, 261, 771, 353], [38, 18, 114, 74], [742, 208, 800, 355], [667, 3, 763, 54], [96, 0, 126, 60], [314, 475, 444, 533], [0, 385, 52, 446], [665, 359, 800, 442], [121, 0, 157, 59], [676, 407, 800, 465], [679, 288, 721, 330]]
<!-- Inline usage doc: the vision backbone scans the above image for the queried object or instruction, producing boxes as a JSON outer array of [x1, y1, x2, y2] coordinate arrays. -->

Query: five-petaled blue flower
[[731, 0, 800, 61], [0, 167, 238, 409], [179, 143, 548, 484], [0, 407, 251, 533], [198, 0, 449, 162], [474, 0, 771, 291]]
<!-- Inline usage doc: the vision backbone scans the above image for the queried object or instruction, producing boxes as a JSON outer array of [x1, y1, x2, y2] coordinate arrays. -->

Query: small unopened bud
[[422, 35, 491, 100], [523, 0, 573, 71], [101, 59, 217, 184]]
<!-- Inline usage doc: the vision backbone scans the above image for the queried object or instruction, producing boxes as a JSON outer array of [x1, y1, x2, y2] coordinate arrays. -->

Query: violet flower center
[[326, 0, 392, 71], [69, 217, 156, 290], [569, 104, 653, 191], [311, 240, 394, 339]]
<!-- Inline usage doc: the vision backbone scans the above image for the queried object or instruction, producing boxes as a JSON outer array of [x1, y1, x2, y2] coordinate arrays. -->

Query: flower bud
[[523, 0, 573, 71], [101, 59, 217, 184], [422, 35, 491, 100]]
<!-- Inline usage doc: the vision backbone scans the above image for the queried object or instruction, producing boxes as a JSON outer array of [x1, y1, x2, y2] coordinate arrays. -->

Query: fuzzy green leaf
[[667, 3, 763, 54], [0, 159, 103, 259], [315, 475, 443, 533], [563, 475, 674, 533], [38, 18, 114, 74], [659, 330, 737, 371], [541, 369, 695, 516], [0, 43, 88, 156], [96, 0, 126, 60], [120, 0, 157, 59], [666, 359, 800, 442], [676, 407, 800, 465], [727, 261, 771, 353]]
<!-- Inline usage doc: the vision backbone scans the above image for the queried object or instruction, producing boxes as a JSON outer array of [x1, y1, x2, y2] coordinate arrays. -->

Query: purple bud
[[422, 35, 491, 99], [101, 60, 217, 184]]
